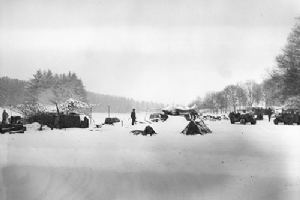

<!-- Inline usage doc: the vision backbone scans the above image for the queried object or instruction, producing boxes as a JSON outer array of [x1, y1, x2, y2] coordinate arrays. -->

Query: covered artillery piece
[[0, 116, 26, 134], [26, 112, 89, 129], [21, 98, 90, 130]]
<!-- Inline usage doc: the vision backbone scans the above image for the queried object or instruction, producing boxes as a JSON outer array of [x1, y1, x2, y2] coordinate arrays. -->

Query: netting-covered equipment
[[59, 98, 92, 117]]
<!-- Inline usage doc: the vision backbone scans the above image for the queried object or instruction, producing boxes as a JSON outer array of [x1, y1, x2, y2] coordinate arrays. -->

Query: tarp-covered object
[[15, 98, 91, 117], [131, 125, 157, 136], [104, 117, 120, 125], [182, 120, 212, 135]]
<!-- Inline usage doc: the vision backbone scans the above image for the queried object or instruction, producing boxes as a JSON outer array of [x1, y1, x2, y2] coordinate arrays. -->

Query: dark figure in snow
[[2, 109, 8, 124], [131, 109, 136, 125], [267, 107, 272, 122]]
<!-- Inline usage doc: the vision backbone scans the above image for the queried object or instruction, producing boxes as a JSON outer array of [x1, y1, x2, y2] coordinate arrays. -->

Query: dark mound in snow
[[131, 125, 157, 136], [181, 120, 212, 135], [104, 117, 120, 125]]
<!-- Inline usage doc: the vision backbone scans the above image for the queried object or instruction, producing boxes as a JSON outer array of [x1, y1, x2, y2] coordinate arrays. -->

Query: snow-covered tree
[[26, 70, 87, 105]]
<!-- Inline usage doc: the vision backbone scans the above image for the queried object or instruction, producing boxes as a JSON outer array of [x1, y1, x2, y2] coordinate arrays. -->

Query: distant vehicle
[[273, 107, 283, 115], [273, 109, 300, 125], [221, 114, 229, 120], [162, 108, 198, 116], [251, 107, 264, 120], [202, 115, 221, 121], [228, 112, 256, 125], [149, 113, 168, 122], [237, 107, 265, 120]]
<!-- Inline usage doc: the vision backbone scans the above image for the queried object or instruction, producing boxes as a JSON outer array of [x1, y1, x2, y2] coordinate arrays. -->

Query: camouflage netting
[[15, 103, 48, 117], [182, 120, 212, 135], [14, 98, 92, 118], [59, 98, 92, 117]]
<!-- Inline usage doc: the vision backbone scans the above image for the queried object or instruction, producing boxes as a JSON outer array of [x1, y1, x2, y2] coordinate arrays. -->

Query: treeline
[[189, 81, 263, 112], [0, 70, 164, 113], [263, 18, 300, 107], [190, 18, 300, 112], [87, 91, 165, 113], [0, 77, 26, 106], [0, 70, 88, 107]]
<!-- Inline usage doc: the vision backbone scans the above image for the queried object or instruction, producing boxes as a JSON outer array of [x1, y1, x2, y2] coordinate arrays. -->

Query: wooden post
[[90, 107, 93, 125], [108, 105, 110, 118]]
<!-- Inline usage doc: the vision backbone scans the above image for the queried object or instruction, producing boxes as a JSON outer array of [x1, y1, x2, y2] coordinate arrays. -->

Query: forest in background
[[87, 92, 164, 113], [0, 77, 26, 106], [0, 70, 164, 113], [189, 18, 300, 112]]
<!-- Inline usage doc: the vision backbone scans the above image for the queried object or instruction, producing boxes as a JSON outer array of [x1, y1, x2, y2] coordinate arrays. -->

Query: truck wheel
[[230, 120, 234, 124], [274, 119, 278, 125], [251, 120, 256, 125]]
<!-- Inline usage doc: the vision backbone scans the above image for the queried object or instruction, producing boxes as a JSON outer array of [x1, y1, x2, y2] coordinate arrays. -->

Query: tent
[[182, 119, 212, 135]]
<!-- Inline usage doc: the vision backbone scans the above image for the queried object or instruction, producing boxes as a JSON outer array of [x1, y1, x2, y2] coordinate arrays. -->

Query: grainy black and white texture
[[1, 0, 300, 200]]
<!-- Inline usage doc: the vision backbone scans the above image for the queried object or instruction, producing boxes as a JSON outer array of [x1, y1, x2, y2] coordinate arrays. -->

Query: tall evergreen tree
[[274, 18, 300, 100], [26, 70, 87, 105]]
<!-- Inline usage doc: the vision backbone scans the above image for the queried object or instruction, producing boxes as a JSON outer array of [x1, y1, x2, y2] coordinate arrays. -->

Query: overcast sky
[[1, 0, 300, 104]]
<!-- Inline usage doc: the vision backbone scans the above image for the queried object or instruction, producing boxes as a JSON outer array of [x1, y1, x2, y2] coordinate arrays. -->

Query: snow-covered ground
[[1, 113, 300, 200]]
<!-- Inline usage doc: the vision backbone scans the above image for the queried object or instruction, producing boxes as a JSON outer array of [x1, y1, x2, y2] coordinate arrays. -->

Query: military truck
[[251, 107, 264, 120], [273, 109, 300, 125], [229, 112, 256, 125]]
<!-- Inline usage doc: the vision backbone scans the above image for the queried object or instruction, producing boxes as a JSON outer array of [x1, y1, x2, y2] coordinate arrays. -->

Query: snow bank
[[0, 114, 300, 200], [25, 122, 51, 131]]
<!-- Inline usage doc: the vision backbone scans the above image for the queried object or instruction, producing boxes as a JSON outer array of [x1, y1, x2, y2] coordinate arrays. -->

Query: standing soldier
[[267, 107, 272, 122], [131, 109, 136, 125], [2, 109, 9, 124]]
